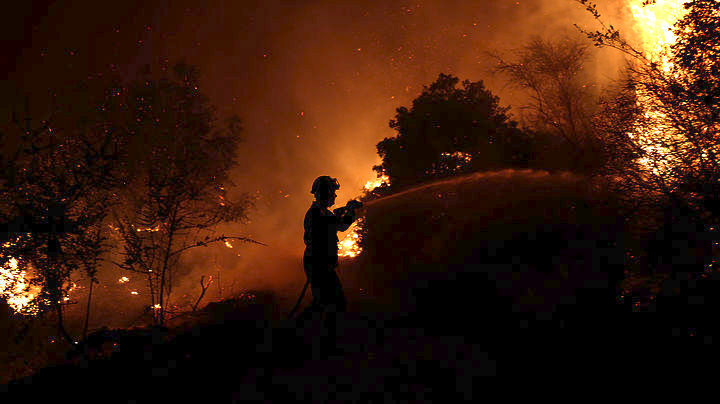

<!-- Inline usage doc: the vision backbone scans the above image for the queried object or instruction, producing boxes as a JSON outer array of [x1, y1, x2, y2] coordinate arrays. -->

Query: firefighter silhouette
[[295, 175, 362, 349]]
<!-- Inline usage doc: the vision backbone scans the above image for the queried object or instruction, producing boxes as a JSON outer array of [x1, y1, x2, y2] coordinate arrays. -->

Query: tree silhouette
[[490, 37, 606, 174], [110, 62, 264, 326], [576, 0, 720, 274], [373, 73, 531, 190], [0, 77, 126, 344]]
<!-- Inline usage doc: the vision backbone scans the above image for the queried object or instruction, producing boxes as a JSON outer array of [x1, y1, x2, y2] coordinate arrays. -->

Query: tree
[[575, 0, 720, 273], [373, 73, 531, 190], [490, 36, 606, 174], [0, 76, 126, 344], [111, 63, 264, 326]]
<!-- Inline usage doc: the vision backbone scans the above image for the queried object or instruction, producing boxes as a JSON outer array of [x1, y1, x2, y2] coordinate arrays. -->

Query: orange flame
[[628, 0, 689, 176], [339, 174, 391, 258], [0, 256, 41, 315], [364, 174, 390, 191]]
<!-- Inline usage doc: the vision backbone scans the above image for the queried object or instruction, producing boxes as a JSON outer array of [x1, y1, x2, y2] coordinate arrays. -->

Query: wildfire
[[338, 218, 365, 258], [364, 174, 390, 191], [339, 174, 391, 258], [224, 240, 233, 248], [628, 0, 689, 176], [0, 256, 40, 315], [629, 0, 687, 72], [119, 276, 130, 283]]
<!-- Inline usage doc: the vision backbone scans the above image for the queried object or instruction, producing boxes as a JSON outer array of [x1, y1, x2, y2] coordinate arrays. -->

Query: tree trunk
[[56, 301, 74, 345], [158, 216, 176, 326], [82, 278, 94, 340]]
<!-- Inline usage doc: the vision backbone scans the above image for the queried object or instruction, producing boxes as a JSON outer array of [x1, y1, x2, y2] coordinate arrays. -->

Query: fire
[[628, 0, 690, 176], [629, 0, 687, 72], [364, 174, 390, 191], [118, 276, 130, 283], [224, 240, 234, 248], [0, 256, 40, 315], [338, 218, 365, 258], [339, 174, 391, 258], [135, 224, 161, 232]]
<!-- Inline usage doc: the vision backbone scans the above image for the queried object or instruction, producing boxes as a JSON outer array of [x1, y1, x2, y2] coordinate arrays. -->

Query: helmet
[[311, 176, 340, 195]]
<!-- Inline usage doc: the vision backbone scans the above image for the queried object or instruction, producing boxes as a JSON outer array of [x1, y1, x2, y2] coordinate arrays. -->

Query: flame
[[364, 174, 390, 191], [339, 173, 393, 258], [0, 256, 41, 315], [338, 218, 364, 258], [153, 304, 161, 310], [629, 0, 687, 73], [118, 276, 130, 283], [224, 240, 233, 248], [628, 1, 690, 176]]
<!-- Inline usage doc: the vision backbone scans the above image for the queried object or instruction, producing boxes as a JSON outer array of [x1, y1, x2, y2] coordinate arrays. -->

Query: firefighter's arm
[[334, 200, 362, 232]]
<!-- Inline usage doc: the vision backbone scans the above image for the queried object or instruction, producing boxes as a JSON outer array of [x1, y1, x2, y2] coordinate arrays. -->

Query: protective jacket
[[303, 201, 356, 263]]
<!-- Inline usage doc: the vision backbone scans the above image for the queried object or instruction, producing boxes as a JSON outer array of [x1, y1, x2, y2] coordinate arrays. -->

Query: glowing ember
[[440, 151, 473, 172], [225, 240, 233, 248], [131, 291, 139, 295], [118, 276, 130, 283], [153, 304, 161, 310], [133, 224, 161, 232]]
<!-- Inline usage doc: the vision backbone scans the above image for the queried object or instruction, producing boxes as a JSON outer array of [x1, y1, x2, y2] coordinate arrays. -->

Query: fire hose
[[287, 200, 365, 319]]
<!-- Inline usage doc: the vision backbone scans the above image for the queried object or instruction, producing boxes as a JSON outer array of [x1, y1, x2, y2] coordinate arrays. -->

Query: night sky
[[2, 0, 635, 323]]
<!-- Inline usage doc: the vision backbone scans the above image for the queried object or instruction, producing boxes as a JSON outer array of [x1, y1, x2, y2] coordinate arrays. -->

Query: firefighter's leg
[[295, 258, 321, 326], [321, 271, 346, 350]]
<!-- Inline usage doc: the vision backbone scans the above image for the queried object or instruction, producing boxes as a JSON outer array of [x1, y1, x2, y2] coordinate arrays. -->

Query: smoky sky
[[2, 0, 637, 324]]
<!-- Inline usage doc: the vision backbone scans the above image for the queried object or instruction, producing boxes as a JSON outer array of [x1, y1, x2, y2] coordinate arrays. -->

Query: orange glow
[[628, 0, 689, 177], [630, 0, 687, 72], [0, 256, 41, 315], [338, 218, 364, 258], [339, 174, 391, 258], [364, 174, 390, 191]]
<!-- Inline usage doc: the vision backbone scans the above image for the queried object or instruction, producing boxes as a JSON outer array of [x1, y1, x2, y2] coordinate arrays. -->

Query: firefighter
[[296, 175, 362, 351]]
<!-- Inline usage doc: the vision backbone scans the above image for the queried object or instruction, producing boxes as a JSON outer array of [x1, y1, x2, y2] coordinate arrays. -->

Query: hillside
[[2, 169, 708, 400]]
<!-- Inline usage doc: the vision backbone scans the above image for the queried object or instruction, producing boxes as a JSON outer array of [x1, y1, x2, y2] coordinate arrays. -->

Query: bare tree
[[490, 36, 605, 173], [111, 63, 265, 326]]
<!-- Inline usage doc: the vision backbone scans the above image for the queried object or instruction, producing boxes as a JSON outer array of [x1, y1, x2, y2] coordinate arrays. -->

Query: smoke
[[194, 0, 635, 312], [5, 0, 644, 327]]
